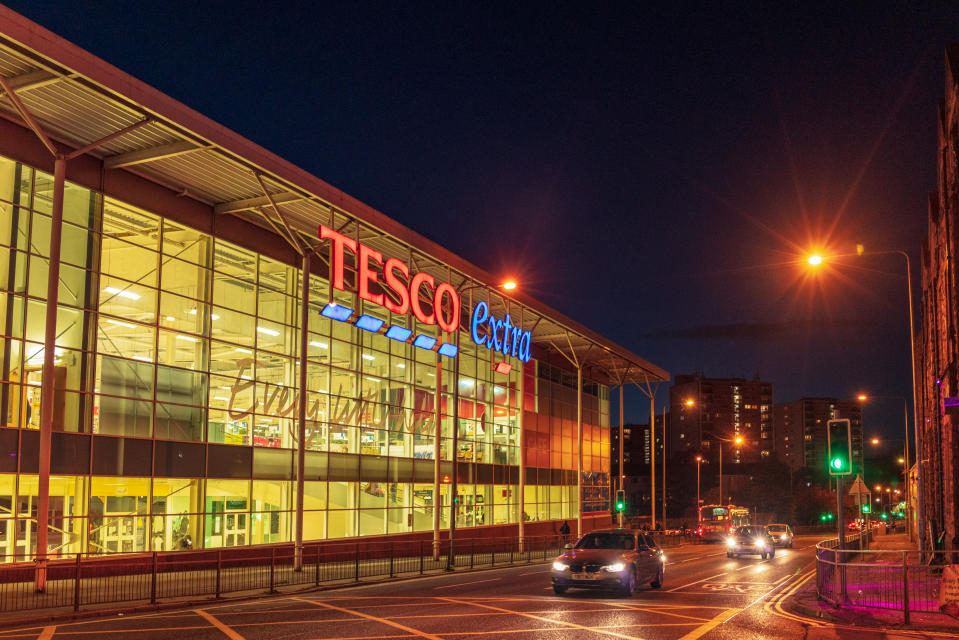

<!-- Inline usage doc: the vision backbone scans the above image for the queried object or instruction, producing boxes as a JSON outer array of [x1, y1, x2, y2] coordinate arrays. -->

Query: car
[[725, 525, 776, 559], [766, 523, 794, 548], [551, 528, 665, 596]]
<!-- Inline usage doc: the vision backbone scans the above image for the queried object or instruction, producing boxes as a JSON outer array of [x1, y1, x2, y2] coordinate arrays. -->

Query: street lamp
[[808, 247, 921, 550], [705, 432, 743, 506], [695, 455, 703, 523]]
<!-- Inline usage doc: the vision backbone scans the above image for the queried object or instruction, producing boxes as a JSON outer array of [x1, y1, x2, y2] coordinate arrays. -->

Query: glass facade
[[0, 155, 609, 560]]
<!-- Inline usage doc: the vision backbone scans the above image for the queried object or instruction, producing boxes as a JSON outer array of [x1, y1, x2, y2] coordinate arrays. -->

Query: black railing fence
[[0, 535, 569, 615], [815, 530, 950, 624]]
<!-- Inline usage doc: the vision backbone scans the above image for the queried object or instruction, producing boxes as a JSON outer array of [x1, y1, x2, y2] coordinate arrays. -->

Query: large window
[[0, 154, 605, 557]]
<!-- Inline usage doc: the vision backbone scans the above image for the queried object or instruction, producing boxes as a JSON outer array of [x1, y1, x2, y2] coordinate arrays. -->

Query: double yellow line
[[763, 567, 827, 627]]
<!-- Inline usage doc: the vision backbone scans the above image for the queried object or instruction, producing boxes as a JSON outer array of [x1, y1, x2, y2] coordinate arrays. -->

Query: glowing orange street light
[[685, 399, 695, 407], [501, 281, 517, 291], [734, 436, 743, 445], [871, 437, 880, 445], [807, 254, 823, 266], [858, 394, 868, 401]]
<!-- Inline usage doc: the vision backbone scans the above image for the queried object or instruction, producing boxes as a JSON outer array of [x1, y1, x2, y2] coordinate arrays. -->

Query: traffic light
[[880, 513, 889, 520], [820, 512, 834, 522], [827, 419, 852, 476], [861, 504, 870, 513], [615, 489, 625, 512]]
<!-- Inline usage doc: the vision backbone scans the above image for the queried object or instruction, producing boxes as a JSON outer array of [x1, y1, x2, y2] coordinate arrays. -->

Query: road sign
[[848, 474, 870, 497]]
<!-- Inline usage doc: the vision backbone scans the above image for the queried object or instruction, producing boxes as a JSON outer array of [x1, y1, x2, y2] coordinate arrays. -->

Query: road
[[0, 535, 941, 640]]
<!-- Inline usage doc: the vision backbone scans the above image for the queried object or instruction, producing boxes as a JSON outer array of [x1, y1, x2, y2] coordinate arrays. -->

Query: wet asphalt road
[[0, 536, 941, 640]]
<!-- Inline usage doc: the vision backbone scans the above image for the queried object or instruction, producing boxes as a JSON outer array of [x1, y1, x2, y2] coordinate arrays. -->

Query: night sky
[[6, 2, 959, 438]]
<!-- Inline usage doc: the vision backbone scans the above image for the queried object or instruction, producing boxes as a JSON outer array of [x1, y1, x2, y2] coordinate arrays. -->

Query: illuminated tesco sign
[[470, 301, 532, 363], [318, 224, 531, 364], [319, 225, 459, 333]]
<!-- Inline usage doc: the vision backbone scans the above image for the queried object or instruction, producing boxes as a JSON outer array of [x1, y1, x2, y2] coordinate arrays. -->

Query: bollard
[[74, 554, 82, 611], [149, 552, 157, 605], [419, 540, 424, 575], [471, 539, 475, 570], [389, 542, 394, 578], [902, 551, 910, 625], [315, 544, 321, 586]]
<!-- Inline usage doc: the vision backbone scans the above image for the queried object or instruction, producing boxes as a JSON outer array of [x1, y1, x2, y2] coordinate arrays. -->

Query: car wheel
[[789, 541, 794, 548], [650, 567, 664, 589], [770, 548, 776, 558], [760, 551, 767, 560], [726, 551, 733, 558], [553, 584, 567, 595], [619, 568, 636, 596]]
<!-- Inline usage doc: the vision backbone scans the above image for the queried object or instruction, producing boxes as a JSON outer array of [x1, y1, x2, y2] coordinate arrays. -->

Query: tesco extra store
[[0, 8, 667, 562]]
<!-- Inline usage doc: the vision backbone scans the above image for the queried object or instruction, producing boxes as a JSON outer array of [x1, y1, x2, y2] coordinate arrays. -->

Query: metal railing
[[0, 535, 568, 615], [815, 530, 949, 624]]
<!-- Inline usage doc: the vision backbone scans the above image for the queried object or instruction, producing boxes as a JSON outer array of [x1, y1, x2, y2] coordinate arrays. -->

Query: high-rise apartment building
[[668, 374, 773, 466], [773, 398, 864, 478]]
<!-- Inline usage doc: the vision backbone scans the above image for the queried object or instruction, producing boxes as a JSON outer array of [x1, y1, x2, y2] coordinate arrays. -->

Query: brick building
[[917, 45, 959, 554]]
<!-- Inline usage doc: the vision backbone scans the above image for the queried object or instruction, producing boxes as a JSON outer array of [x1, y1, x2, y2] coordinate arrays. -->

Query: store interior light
[[104, 286, 141, 300], [256, 326, 280, 337], [309, 341, 328, 349], [494, 361, 512, 375]]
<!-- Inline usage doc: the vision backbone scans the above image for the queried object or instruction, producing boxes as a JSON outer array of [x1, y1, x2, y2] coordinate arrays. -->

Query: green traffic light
[[831, 458, 843, 469], [881, 513, 889, 520], [615, 502, 624, 511]]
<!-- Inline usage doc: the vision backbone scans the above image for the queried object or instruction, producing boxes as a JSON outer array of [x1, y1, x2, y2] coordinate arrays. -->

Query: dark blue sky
[[8, 1, 959, 434]]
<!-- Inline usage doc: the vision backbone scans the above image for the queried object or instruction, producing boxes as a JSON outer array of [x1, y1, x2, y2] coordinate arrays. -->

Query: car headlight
[[726, 537, 736, 546], [780, 534, 788, 541], [603, 562, 626, 572], [753, 538, 765, 547], [552, 561, 569, 571]]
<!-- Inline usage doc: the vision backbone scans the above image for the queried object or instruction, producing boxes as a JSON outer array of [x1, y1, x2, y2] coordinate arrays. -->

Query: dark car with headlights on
[[725, 525, 776, 559], [766, 523, 794, 548], [551, 529, 665, 595]]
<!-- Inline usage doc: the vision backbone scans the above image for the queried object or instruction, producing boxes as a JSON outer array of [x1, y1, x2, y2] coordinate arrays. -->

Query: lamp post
[[858, 394, 913, 540], [808, 248, 921, 550], [703, 432, 743, 507], [695, 455, 703, 522]]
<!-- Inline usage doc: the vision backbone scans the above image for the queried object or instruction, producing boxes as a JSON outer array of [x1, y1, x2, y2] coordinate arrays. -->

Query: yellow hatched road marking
[[194, 608, 247, 640], [36, 630, 55, 640], [294, 597, 446, 640], [674, 607, 740, 640], [438, 596, 648, 640]]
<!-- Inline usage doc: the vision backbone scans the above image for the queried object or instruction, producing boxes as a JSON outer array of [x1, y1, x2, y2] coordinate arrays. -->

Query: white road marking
[[433, 577, 502, 590]]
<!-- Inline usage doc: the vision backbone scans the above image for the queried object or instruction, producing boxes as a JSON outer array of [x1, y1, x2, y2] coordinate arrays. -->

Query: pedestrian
[[681, 521, 687, 536], [559, 520, 570, 543]]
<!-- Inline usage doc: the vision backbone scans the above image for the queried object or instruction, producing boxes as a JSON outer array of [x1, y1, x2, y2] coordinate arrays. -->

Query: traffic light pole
[[836, 476, 847, 602]]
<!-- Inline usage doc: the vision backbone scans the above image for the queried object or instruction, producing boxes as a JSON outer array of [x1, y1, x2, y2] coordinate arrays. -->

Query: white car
[[765, 523, 794, 548]]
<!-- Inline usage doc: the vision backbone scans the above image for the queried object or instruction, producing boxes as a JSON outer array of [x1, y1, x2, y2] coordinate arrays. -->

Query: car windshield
[[735, 526, 766, 536], [767, 525, 787, 532], [574, 533, 635, 550]]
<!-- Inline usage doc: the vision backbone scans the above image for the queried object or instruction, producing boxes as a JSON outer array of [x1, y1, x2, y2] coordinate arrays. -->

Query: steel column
[[446, 327, 461, 570], [517, 347, 526, 551], [35, 155, 66, 592], [650, 394, 655, 530], [618, 384, 624, 528], [294, 251, 309, 570], [576, 366, 582, 537], [432, 351, 442, 560]]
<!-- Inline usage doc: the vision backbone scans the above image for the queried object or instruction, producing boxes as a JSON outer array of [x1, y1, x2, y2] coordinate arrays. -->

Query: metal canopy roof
[[0, 6, 667, 388]]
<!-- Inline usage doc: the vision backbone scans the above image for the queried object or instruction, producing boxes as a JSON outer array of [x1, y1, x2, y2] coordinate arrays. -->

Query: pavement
[[783, 529, 959, 636]]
